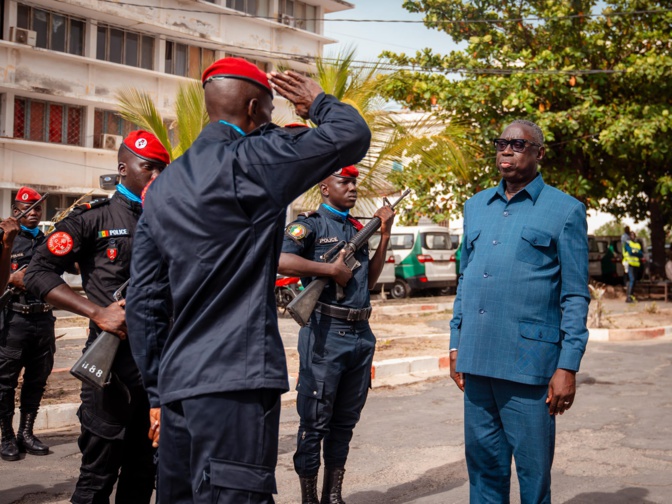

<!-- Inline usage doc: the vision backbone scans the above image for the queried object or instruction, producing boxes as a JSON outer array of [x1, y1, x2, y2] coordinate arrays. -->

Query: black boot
[[299, 474, 320, 504], [0, 416, 20, 461], [320, 467, 346, 504], [17, 412, 49, 456]]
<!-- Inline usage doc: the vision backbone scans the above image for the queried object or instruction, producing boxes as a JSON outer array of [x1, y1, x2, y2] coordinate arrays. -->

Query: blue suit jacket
[[450, 174, 590, 386]]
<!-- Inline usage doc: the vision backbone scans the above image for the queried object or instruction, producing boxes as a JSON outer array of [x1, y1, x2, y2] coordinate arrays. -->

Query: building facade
[[0, 0, 353, 218]]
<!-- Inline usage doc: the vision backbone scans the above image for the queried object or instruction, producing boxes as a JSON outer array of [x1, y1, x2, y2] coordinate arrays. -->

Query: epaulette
[[70, 198, 110, 215], [298, 211, 318, 218]]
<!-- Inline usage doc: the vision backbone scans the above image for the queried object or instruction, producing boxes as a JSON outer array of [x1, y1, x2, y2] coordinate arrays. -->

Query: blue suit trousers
[[464, 374, 555, 504]]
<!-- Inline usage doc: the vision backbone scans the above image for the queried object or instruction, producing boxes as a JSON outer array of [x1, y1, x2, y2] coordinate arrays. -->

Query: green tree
[[380, 0, 672, 274]]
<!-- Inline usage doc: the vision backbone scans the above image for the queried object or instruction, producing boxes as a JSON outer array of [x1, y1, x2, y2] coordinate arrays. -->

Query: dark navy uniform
[[0, 228, 54, 423], [25, 192, 154, 504], [126, 91, 370, 503], [282, 204, 376, 477]]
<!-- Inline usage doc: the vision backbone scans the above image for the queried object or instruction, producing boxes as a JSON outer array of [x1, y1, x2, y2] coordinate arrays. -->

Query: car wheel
[[390, 279, 411, 299]]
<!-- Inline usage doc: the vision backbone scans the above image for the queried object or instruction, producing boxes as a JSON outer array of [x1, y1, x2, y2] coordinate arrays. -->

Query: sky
[[323, 1, 460, 61]]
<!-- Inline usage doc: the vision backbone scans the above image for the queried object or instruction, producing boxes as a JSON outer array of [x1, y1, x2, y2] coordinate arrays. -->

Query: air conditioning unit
[[9, 27, 37, 47], [101, 134, 123, 150], [281, 14, 296, 27]]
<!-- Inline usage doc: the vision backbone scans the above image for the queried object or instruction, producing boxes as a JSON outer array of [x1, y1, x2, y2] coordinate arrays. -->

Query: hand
[[330, 249, 353, 287], [9, 269, 26, 291], [0, 218, 19, 248], [374, 206, 395, 236], [267, 71, 323, 119], [92, 302, 128, 340], [546, 368, 576, 415], [148, 407, 161, 448], [450, 350, 465, 392]]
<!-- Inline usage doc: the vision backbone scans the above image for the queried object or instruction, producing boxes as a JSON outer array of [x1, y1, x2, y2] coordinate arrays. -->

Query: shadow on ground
[[564, 487, 659, 504]]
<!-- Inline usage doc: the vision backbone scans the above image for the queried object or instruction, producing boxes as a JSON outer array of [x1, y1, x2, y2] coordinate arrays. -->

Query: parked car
[[389, 225, 459, 298]]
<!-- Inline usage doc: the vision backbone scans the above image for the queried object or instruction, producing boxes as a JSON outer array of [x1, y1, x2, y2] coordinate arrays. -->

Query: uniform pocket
[[209, 457, 277, 501], [516, 227, 556, 267], [295, 372, 324, 425], [516, 320, 561, 379]]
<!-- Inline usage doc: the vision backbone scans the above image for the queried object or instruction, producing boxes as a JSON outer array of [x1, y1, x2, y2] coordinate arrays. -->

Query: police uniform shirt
[[25, 191, 142, 385], [10, 228, 47, 304], [282, 204, 371, 310]]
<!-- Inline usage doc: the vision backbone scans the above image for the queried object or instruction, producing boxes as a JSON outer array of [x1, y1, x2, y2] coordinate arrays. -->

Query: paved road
[[2, 335, 671, 503]]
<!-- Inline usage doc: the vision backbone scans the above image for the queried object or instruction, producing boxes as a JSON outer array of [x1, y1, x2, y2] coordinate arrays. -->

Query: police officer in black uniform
[[0, 187, 55, 462], [279, 166, 395, 504], [25, 131, 168, 503], [126, 58, 371, 504]]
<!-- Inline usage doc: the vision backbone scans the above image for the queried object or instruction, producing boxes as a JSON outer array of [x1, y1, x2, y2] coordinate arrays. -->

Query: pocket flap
[[467, 229, 481, 247], [209, 458, 277, 494], [521, 227, 552, 248], [295, 373, 324, 400], [519, 321, 560, 344]]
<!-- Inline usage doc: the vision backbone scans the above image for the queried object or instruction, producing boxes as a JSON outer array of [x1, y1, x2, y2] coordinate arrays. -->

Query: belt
[[9, 303, 52, 315], [315, 302, 372, 322]]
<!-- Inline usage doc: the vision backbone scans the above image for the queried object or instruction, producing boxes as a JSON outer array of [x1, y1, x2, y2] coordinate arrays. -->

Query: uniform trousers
[[159, 389, 282, 504], [0, 310, 55, 419], [294, 313, 376, 477], [71, 382, 155, 504], [464, 374, 555, 504]]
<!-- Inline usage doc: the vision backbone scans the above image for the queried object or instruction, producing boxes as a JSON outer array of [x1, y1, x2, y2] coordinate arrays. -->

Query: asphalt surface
[[2, 335, 671, 503]]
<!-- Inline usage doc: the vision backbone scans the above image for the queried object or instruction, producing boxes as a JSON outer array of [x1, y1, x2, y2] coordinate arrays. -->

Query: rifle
[[287, 189, 411, 327], [70, 279, 130, 388], [0, 193, 49, 240], [0, 265, 27, 312]]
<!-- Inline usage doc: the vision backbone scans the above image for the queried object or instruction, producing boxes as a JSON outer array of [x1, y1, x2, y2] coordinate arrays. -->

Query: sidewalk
[[27, 296, 672, 432]]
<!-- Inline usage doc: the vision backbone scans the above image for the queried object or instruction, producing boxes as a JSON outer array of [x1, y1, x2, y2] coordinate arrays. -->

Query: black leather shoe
[[320, 466, 346, 504], [0, 416, 20, 461], [17, 412, 49, 456], [299, 474, 320, 504]]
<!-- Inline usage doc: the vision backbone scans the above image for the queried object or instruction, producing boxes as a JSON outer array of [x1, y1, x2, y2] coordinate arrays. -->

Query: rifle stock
[[285, 189, 411, 327]]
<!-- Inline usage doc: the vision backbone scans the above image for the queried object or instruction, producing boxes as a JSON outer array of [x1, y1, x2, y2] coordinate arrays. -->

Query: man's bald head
[[205, 78, 274, 134]]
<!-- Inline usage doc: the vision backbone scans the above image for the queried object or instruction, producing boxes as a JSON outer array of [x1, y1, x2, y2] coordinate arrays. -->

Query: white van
[[389, 225, 459, 298]]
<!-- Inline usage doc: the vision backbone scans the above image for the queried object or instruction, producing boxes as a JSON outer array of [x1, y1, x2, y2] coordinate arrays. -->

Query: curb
[[588, 325, 672, 342]]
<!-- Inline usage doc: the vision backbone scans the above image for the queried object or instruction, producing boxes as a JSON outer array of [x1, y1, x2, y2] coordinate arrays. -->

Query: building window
[[96, 24, 154, 70], [14, 97, 82, 146], [165, 42, 216, 79], [226, 0, 270, 17], [16, 3, 85, 55], [278, 1, 317, 33], [93, 109, 140, 148]]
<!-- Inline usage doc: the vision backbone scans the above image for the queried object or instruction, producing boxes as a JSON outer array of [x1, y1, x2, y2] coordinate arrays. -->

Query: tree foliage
[[380, 0, 672, 273]]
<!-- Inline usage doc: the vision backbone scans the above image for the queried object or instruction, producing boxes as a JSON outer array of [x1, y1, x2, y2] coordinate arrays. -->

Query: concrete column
[[85, 19, 98, 59], [0, 189, 12, 218], [0, 91, 15, 137], [4, 1, 17, 41], [84, 104, 95, 148], [156, 37, 166, 73]]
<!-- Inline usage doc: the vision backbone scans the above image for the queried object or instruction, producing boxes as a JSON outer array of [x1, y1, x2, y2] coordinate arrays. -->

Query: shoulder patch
[[286, 223, 309, 241], [47, 231, 74, 256]]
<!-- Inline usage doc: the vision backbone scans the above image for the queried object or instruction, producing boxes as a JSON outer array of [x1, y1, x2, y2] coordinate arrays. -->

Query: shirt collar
[[318, 203, 347, 221], [489, 172, 544, 204]]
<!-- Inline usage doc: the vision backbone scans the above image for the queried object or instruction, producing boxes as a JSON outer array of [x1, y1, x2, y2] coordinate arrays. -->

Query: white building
[[0, 0, 354, 218]]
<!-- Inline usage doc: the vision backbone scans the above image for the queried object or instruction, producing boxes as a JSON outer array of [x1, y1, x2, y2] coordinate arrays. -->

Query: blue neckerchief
[[116, 183, 143, 204], [20, 225, 39, 237], [219, 120, 246, 137], [322, 203, 349, 219]]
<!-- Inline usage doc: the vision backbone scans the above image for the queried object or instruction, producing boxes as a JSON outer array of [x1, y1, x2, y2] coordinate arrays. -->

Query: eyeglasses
[[492, 138, 542, 152]]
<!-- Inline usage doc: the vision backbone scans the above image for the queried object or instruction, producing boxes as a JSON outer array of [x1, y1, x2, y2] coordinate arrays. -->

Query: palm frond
[[173, 81, 209, 159], [116, 88, 172, 160]]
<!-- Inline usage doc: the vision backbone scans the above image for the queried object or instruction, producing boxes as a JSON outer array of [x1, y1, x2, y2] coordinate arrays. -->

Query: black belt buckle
[[346, 309, 358, 322]]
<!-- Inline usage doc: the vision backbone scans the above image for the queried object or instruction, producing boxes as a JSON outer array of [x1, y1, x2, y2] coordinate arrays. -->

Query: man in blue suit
[[449, 120, 590, 503]]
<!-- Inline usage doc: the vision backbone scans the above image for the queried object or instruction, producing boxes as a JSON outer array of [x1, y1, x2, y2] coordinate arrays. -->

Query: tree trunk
[[648, 197, 666, 278]]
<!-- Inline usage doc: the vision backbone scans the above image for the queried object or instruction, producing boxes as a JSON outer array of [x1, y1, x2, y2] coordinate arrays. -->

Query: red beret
[[333, 165, 359, 179], [202, 57, 272, 96], [123, 130, 170, 165], [15, 186, 42, 203]]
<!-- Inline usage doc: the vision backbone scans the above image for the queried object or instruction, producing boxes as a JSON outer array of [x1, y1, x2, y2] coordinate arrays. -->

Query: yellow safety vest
[[625, 240, 641, 268]]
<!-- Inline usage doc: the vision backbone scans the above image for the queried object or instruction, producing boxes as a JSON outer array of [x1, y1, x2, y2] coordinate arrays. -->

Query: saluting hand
[[267, 71, 323, 119]]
